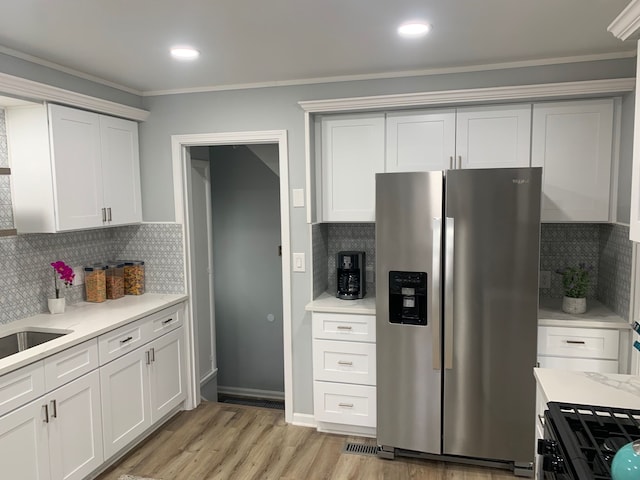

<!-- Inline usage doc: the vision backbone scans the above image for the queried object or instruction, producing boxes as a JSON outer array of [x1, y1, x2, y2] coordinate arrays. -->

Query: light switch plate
[[292, 188, 305, 207], [292, 252, 305, 272]]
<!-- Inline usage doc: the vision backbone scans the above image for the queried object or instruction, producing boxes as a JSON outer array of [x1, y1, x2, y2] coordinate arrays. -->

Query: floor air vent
[[343, 442, 380, 456]]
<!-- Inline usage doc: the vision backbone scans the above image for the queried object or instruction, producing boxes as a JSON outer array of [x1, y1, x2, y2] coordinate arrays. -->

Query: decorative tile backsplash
[[539, 224, 600, 299], [598, 224, 632, 320], [314, 222, 632, 319], [0, 223, 184, 324], [312, 223, 328, 298], [326, 223, 376, 296]]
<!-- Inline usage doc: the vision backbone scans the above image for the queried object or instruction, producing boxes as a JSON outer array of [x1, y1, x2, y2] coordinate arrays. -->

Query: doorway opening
[[172, 131, 292, 424]]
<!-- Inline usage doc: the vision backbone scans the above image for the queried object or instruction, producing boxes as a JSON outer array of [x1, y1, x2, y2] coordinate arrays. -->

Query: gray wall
[[210, 146, 284, 394]]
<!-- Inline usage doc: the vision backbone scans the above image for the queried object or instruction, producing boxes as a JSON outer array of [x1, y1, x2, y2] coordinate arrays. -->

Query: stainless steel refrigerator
[[376, 167, 542, 474]]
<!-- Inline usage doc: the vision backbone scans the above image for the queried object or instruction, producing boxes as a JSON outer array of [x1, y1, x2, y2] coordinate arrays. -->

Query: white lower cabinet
[[537, 325, 620, 373], [100, 347, 151, 459], [101, 326, 185, 459], [312, 312, 376, 436], [0, 370, 103, 480]]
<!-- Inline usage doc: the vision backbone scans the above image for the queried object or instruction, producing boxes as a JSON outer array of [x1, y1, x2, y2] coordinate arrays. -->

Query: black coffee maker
[[336, 251, 366, 300]]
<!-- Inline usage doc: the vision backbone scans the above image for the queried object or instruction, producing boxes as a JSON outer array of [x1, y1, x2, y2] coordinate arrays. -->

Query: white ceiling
[[0, 0, 635, 95]]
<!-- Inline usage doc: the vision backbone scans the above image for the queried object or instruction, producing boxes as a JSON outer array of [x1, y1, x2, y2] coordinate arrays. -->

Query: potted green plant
[[555, 263, 592, 314]]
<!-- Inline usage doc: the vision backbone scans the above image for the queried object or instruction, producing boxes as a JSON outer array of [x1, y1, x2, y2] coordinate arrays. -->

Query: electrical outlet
[[539, 270, 551, 289], [73, 266, 85, 286]]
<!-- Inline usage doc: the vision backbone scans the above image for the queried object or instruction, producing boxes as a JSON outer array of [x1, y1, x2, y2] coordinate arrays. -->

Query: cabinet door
[[100, 348, 151, 459], [385, 110, 455, 172], [99, 115, 142, 226], [456, 104, 532, 169], [148, 328, 185, 423], [48, 371, 103, 480], [0, 398, 51, 480], [48, 104, 104, 231], [321, 114, 385, 221], [532, 99, 613, 222]]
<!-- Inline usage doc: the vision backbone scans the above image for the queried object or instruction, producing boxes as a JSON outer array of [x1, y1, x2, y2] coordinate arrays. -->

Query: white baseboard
[[217, 385, 285, 401], [292, 413, 316, 428]]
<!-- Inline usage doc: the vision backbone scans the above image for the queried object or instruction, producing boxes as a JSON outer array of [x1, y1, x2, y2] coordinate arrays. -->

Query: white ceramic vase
[[48, 297, 66, 314], [562, 296, 586, 314]]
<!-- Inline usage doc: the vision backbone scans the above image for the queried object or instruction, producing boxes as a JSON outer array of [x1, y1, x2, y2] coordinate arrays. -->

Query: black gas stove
[[538, 402, 640, 479]]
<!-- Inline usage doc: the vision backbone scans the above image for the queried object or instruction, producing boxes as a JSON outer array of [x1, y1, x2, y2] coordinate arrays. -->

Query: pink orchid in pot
[[49, 261, 74, 314]]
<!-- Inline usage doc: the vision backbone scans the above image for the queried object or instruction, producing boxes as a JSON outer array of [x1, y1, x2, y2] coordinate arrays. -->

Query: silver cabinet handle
[[150, 347, 155, 363], [538, 414, 545, 426], [337, 360, 353, 366], [457, 155, 462, 169], [336, 325, 352, 330], [102, 208, 107, 222], [338, 403, 354, 408], [449, 156, 454, 170], [43, 404, 49, 423], [120, 336, 133, 344], [444, 217, 455, 370], [566, 340, 586, 345], [107, 207, 112, 222], [432, 218, 442, 370], [50, 400, 57, 419], [162, 318, 173, 325], [146, 350, 151, 365]]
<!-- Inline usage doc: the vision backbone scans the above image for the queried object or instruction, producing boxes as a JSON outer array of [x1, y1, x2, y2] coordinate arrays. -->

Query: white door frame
[[171, 131, 292, 423], [189, 159, 217, 385]]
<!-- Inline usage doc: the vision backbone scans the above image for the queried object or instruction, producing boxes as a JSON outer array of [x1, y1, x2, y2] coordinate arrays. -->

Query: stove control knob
[[542, 454, 565, 473], [537, 439, 558, 455]]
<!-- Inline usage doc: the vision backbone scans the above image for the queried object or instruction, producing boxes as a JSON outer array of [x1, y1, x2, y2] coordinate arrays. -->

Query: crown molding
[[298, 78, 636, 113], [609, 0, 640, 41], [0, 72, 149, 121]]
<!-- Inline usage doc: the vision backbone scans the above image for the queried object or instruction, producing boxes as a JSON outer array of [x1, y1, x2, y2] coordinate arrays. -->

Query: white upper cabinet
[[320, 113, 385, 222], [456, 104, 532, 169], [100, 114, 142, 227], [532, 99, 614, 222], [385, 109, 456, 172], [6, 103, 142, 233]]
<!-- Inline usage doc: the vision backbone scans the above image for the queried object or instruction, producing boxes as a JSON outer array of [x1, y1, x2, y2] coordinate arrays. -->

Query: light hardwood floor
[[96, 402, 521, 480]]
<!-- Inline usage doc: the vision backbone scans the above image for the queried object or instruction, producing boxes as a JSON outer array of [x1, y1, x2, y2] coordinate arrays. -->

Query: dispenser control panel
[[388, 271, 428, 325]]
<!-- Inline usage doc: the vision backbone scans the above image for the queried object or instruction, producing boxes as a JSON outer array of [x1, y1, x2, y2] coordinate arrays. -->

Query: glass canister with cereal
[[84, 264, 107, 303], [105, 261, 125, 299], [124, 260, 145, 295]]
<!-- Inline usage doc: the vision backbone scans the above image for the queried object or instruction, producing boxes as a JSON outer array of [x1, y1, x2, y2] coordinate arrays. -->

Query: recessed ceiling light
[[170, 47, 200, 60], [398, 22, 431, 38]]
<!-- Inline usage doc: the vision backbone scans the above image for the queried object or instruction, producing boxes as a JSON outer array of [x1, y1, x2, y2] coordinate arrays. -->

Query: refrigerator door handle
[[432, 217, 442, 371], [444, 217, 455, 370]]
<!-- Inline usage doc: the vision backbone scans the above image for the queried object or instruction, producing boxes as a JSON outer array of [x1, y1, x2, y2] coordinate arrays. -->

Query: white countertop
[[534, 368, 640, 410], [538, 297, 630, 329], [0, 293, 188, 377], [305, 292, 376, 315]]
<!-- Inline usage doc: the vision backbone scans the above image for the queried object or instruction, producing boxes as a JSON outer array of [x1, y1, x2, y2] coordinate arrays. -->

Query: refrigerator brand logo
[[512, 178, 529, 185]]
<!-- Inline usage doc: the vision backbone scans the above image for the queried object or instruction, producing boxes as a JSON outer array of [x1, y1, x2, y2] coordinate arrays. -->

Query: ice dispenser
[[389, 271, 428, 325]]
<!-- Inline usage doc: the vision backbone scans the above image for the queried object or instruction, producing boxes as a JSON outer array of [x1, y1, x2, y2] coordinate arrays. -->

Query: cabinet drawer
[[313, 339, 376, 385], [44, 339, 99, 391], [537, 355, 619, 373], [312, 313, 376, 342], [0, 361, 45, 417], [537, 326, 619, 360], [148, 305, 183, 341], [313, 381, 376, 427], [98, 317, 150, 365]]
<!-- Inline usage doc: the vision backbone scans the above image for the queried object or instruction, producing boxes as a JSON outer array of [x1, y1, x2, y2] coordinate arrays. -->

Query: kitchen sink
[[0, 330, 68, 360]]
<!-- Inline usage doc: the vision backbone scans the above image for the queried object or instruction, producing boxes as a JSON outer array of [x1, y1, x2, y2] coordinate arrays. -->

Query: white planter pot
[[48, 297, 66, 314], [562, 296, 586, 314]]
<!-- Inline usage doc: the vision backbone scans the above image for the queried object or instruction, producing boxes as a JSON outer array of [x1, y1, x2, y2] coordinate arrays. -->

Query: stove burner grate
[[548, 402, 640, 480]]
